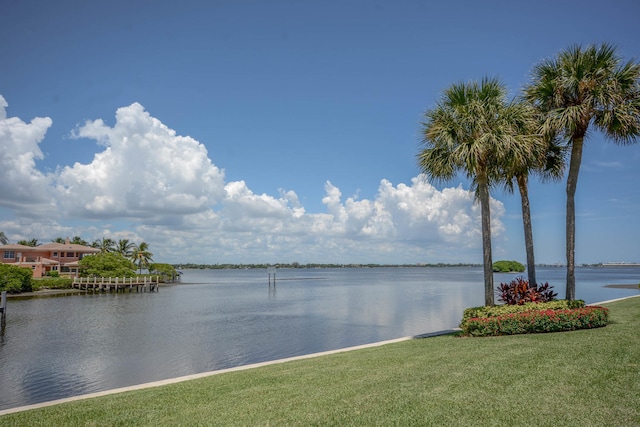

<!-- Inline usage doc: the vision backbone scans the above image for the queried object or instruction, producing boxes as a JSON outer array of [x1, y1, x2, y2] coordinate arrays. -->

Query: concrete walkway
[[1, 295, 638, 416]]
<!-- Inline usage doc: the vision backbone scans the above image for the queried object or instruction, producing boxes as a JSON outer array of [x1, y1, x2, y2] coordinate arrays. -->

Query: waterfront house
[[0, 239, 100, 277]]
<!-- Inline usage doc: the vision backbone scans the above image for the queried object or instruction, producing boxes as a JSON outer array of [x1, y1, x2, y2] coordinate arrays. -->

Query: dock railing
[[72, 276, 159, 292]]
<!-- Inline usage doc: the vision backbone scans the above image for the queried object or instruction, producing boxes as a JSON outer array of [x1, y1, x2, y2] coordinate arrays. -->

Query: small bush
[[497, 277, 557, 305], [566, 299, 586, 309], [461, 306, 608, 337]]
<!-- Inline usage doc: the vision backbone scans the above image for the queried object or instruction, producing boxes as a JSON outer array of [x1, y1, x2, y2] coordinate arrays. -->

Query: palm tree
[[0, 231, 8, 245], [493, 114, 567, 287], [17, 238, 38, 247], [419, 77, 536, 306], [116, 239, 135, 258], [524, 43, 640, 300], [70, 236, 89, 246], [131, 242, 153, 274], [52, 237, 66, 243], [92, 238, 115, 253]]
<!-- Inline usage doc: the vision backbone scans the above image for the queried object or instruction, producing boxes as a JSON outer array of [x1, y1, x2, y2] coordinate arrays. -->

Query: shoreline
[[5, 288, 84, 298], [603, 284, 640, 290]]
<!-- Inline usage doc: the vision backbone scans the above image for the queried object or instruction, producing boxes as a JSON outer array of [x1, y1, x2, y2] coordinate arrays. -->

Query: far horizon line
[[171, 262, 625, 269]]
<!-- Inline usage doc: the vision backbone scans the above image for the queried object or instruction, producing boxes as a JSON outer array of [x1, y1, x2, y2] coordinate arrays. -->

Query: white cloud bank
[[0, 95, 54, 213], [0, 96, 505, 264]]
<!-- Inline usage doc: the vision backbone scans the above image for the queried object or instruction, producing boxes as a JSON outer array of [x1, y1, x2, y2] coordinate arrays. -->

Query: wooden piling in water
[[0, 290, 6, 315], [0, 291, 5, 334], [267, 266, 276, 286]]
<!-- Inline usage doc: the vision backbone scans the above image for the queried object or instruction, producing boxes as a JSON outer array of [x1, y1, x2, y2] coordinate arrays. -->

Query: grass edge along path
[[1, 296, 639, 426]]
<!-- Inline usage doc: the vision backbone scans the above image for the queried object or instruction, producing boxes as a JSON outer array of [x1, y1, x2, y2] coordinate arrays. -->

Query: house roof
[[37, 242, 100, 253], [0, 244, 34, 251], [0, 243, 100, 253]]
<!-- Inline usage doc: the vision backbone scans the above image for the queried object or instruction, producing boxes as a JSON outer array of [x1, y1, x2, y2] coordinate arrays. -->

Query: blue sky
[[1, 0, 639, 265]]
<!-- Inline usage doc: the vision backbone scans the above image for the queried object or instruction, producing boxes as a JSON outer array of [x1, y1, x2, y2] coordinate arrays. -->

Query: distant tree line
[[174, 263, 482, 270]]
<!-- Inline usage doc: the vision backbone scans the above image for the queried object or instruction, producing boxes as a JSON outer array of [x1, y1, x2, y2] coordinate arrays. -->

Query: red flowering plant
[[496, 277, 557, 305]]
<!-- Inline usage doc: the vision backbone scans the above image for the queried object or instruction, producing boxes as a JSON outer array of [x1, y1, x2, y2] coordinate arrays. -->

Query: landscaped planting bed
[[460, 304, 609, 337], [459, 278, 609, 337]]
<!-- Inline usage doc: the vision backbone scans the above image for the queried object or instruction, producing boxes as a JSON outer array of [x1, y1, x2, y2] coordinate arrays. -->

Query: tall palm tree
[[52, 237, 66, 243], [0, 231, 9, 245], [493, 114, 567, 287], [116, 239, 135, 258], [524, 43, 640, 300], [419, 77, 536, 306], [132, 242, 153, 274]]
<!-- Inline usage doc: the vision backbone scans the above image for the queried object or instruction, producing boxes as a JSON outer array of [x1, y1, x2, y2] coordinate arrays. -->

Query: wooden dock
[[72, 277, 159, 293]]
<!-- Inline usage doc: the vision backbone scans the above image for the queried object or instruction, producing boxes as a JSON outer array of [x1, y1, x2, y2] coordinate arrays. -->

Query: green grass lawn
[[2, 297, 639, 426]]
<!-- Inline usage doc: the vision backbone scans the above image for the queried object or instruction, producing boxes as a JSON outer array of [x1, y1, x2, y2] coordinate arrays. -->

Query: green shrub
[[47, 270, 60, 277], [32, 277, 73, 291], [148, 263, 178, 280], [79, 252, 136, 277], [460, 306, 608, 337], [566, 299, 586, 309], [461, 300, 585, 324], [492, 260, 525, 273], [0, 264, 33, 293]]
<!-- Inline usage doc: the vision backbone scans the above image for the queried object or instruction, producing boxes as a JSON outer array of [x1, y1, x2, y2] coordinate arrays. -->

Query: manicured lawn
[[2, 297, 639, 426]]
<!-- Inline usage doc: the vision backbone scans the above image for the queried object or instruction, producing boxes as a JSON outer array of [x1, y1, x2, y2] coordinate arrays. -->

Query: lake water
[[1, 266, 638, 411]]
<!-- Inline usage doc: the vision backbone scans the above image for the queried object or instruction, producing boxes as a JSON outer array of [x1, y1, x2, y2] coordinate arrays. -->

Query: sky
[[1, 0, 639, 266]]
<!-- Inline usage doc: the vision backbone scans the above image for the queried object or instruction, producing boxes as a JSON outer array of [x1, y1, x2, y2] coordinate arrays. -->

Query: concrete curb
[[590, 293, 640, 306]]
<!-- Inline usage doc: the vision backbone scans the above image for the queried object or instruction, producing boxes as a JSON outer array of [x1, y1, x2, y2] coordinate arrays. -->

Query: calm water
[[0, 266, 638, 410]]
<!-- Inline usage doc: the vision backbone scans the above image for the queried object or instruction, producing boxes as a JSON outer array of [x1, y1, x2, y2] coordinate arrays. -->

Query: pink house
[[0, 239, 100, 278]]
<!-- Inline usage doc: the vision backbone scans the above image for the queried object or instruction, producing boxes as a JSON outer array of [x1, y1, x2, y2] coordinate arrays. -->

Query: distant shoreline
[[601, 263, 640, 267], [603, 284, 640, 290]]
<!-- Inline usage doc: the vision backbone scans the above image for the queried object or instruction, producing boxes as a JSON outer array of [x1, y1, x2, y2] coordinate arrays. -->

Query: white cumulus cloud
[[0, 95, 54, 211], [55, 102, 225, 221]]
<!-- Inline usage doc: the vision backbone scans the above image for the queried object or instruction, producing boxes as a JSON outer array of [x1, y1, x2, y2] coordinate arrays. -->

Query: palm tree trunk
[[477, 170, 494, 306], [517, 174, 536, 287], [566, 136, 584, 301]]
